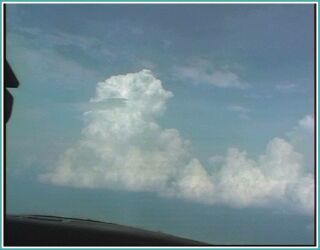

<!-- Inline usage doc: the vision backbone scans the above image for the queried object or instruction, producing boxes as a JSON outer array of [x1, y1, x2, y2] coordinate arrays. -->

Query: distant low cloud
[[298, 115, 314, 131], [173, 60, 248, 89], [245, 92, 272, 100], [228, 105, 251, 119], [276, 83, 297, 92], [228, 105, 250, 113], [40, 70, 313, 214]]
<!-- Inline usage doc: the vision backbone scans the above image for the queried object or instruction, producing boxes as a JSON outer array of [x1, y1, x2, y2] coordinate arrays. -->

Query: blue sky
[[6, 4, 315, 245]]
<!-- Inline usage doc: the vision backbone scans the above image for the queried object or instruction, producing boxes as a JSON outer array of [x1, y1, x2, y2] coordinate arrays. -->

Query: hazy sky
[[6, 4, 315, 245]]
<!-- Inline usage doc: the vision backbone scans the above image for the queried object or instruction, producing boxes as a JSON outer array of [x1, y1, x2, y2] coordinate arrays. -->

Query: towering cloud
[[40, 70, 191, 194], [40, 70, 314, 214]]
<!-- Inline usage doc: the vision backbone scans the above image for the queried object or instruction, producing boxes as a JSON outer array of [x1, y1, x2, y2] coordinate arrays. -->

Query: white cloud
[[204, 138, 313, 213], [245, 93, 272, 100], [40, 70, 314, 214], [276, 83, 296, 92], [208, 155, 225, 165], [298, 115, 314, 131], [228, 105, 251, 119], [228, 105, 250, 113], [40, 70, 189, 193], [174, 158, 215, 203], [288, 114, 314, 174], [173, 60, 248, 89]]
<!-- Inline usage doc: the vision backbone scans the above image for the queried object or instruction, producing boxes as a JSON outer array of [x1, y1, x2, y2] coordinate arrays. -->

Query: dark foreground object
[[5, 214, 209, 246]]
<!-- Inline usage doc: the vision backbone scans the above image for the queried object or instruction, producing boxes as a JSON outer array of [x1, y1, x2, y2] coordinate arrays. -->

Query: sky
[[6, 4, 315, 245]]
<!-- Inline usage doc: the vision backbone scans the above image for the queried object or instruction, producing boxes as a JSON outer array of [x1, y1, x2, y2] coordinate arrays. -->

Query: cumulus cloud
[[40, 70, 314, 214], [288, 114, 315, 174], [40, 69, 189, 193], [173, 60, 248, 89]]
